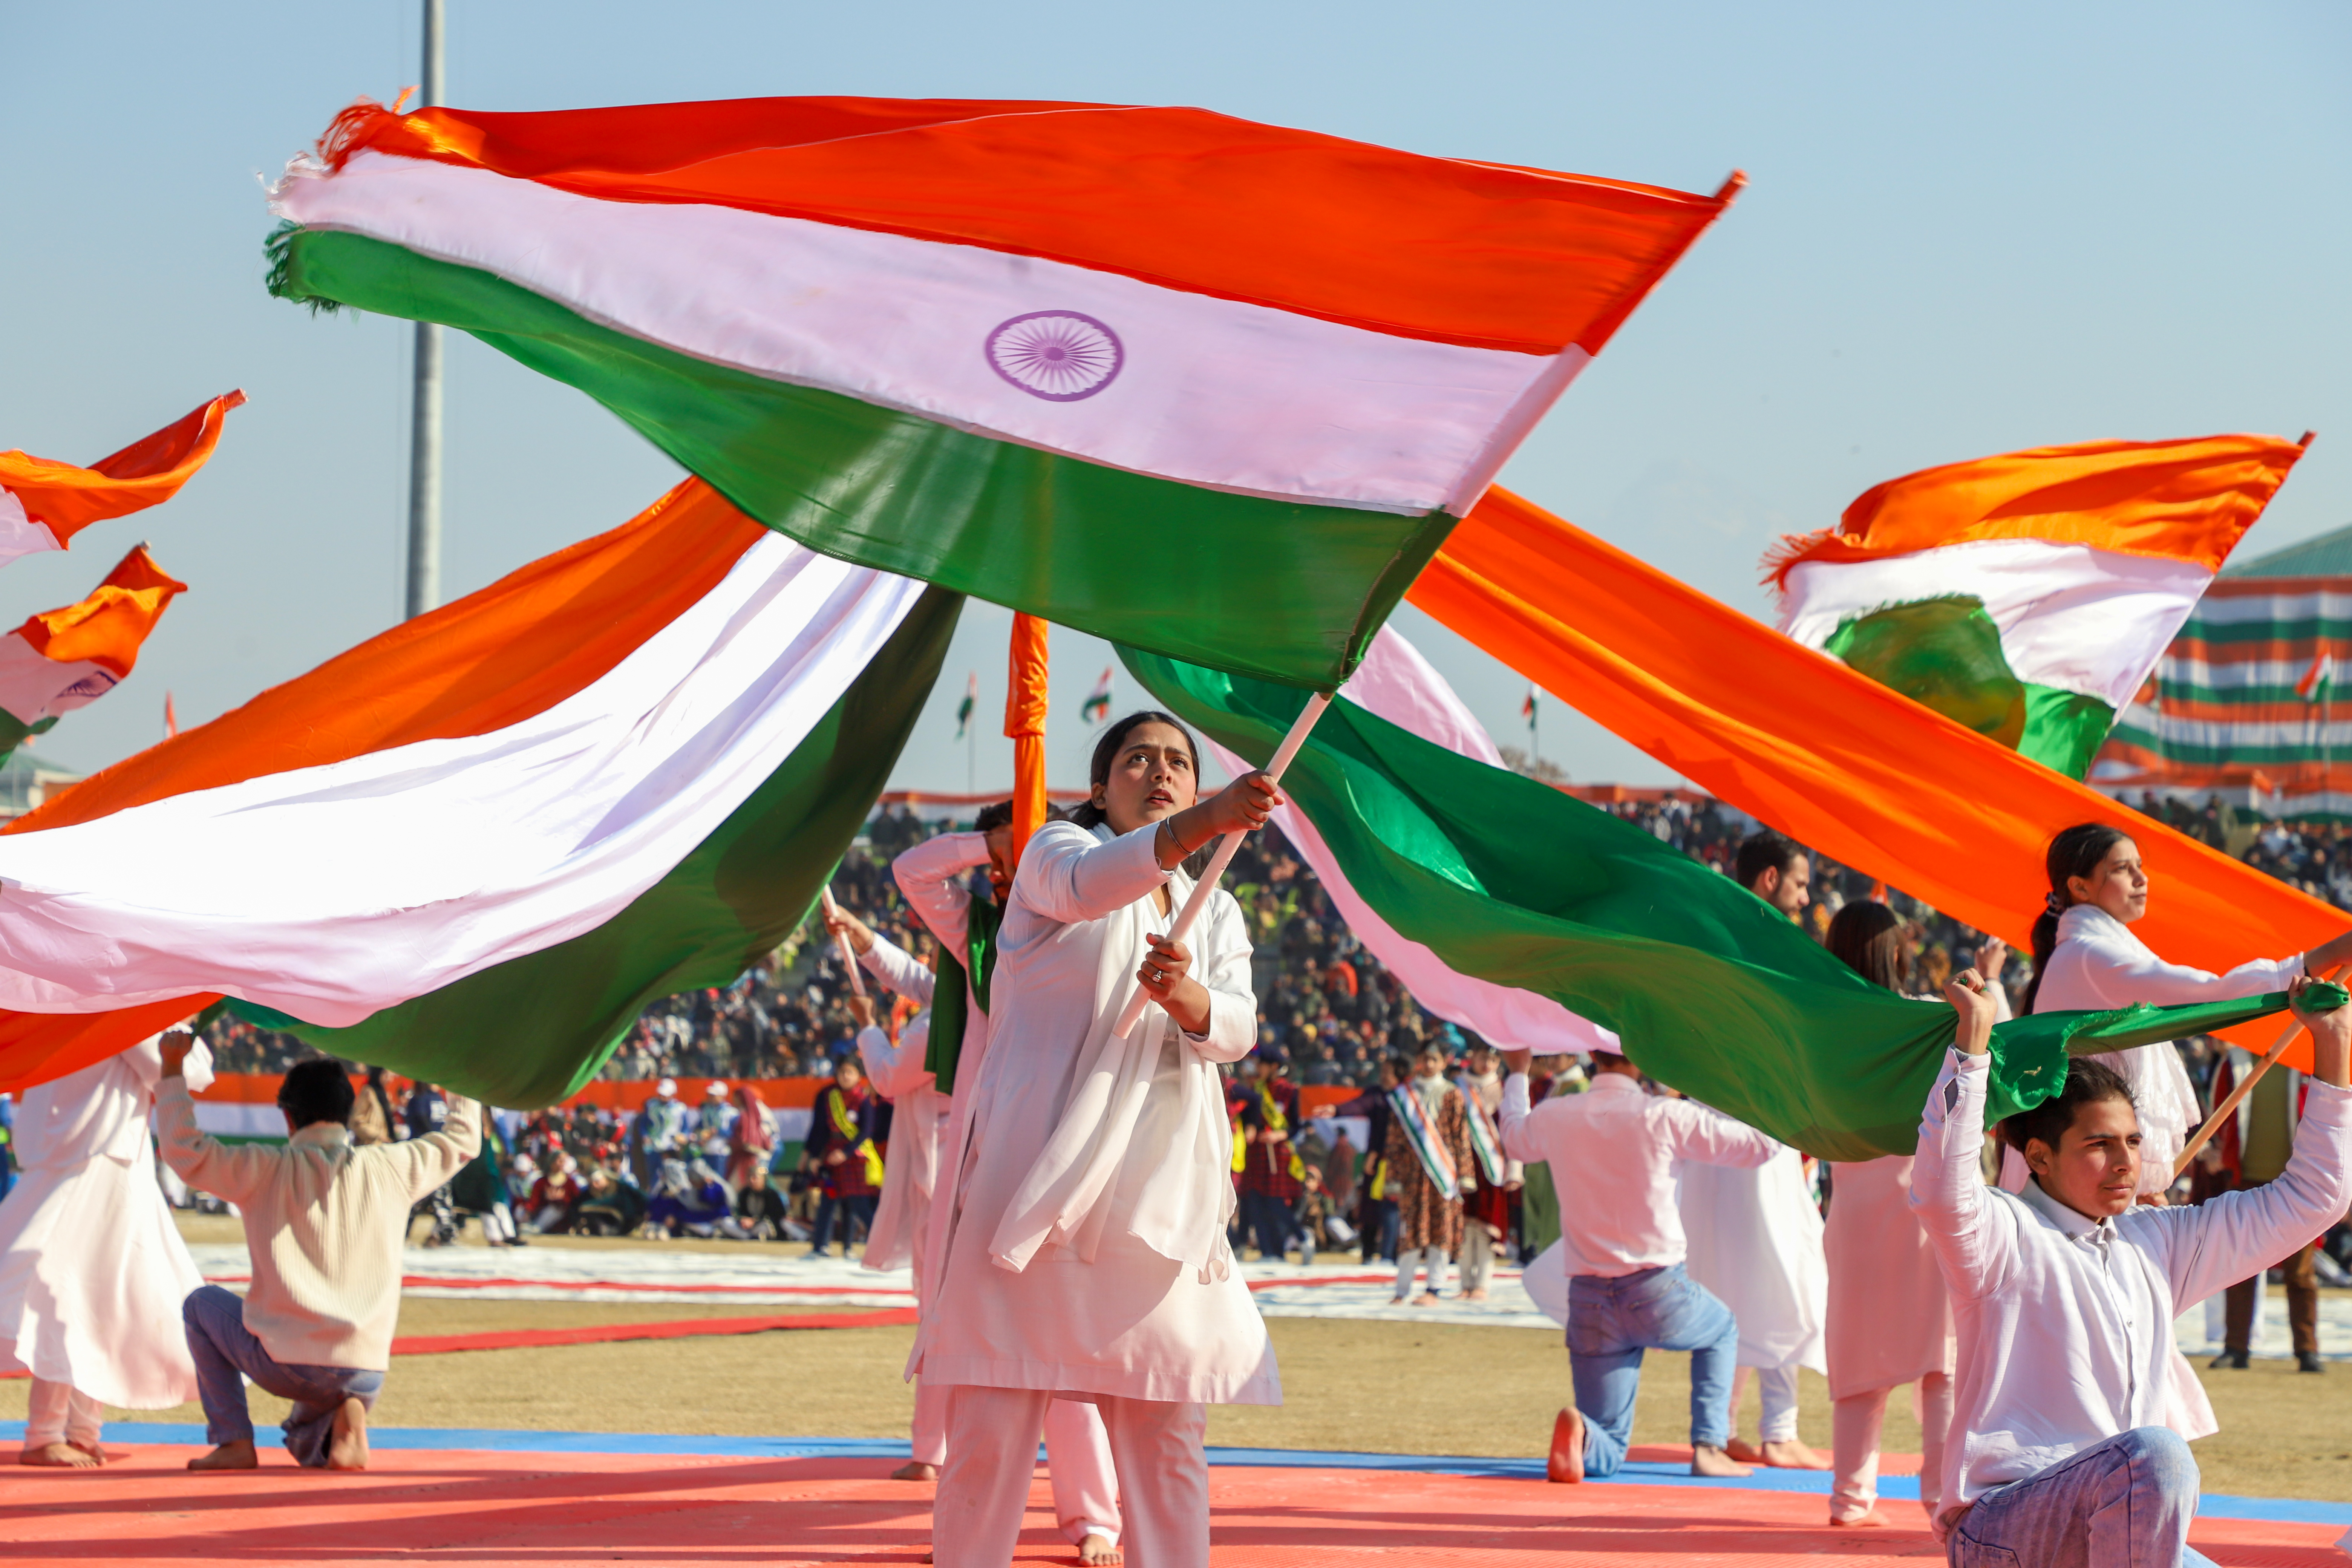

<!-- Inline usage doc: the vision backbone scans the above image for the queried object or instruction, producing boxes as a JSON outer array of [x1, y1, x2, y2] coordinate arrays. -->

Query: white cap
[[706, 1080, 730, 1097], [656, 1077, 678, 1097]]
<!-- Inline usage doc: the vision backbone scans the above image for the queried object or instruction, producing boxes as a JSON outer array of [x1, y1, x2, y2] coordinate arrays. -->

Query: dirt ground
[[4, 1216, 2341, 1502]]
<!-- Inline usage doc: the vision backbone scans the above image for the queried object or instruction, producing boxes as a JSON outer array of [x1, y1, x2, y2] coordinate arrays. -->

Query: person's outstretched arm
[[825, 903, 937, 1006], [395, 1093, 483, 1201], [155, 1030, 270, 1207], [2155, 975, 2352, 1304], [1909, 968, 2015, 1300], [891, 832, 989, 953], [1496, 1049, 1548, 1164], [1663, 1098, 1782, 1169]]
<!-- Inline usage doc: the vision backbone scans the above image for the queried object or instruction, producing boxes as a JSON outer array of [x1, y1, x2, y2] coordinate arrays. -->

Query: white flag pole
[[820, 885, 867, 998], [1113, 691, 1333, 1038]]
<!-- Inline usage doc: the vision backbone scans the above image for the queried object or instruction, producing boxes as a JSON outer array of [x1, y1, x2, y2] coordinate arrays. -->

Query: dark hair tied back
[[2023, 822, 2133, 1014]]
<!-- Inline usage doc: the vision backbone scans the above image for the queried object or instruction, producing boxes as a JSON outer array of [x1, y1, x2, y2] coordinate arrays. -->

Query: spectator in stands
[[528, 1153, 584, 1234], [577, 1162, 648, 1238]]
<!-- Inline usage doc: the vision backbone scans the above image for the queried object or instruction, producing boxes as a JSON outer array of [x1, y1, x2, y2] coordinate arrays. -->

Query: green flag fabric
[[1126, 648, 2334, 1158]]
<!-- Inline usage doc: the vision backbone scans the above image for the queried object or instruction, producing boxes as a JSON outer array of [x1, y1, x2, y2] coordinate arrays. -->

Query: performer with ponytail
[[916, 714, 1283, 1568], [2025, 822, 2352, 1196], [2022, 820, 2352, 1442]]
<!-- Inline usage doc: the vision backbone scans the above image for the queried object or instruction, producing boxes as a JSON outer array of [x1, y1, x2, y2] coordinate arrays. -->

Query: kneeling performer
[[1920, 969, 2352, 1563]]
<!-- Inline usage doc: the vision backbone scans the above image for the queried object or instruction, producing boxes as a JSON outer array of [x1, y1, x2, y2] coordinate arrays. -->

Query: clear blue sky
[[5, 2, 2347, 792]]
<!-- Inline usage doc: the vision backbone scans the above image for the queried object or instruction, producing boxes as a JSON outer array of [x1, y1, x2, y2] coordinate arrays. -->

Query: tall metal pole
[[404, 0, 446, 620]]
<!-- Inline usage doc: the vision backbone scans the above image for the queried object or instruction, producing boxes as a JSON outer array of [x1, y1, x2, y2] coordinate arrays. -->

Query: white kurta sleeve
[[893, 831, 990, 953], [1498, 1072, 1542, 1163], [1908, 1050, 2014, 1300], [1180, 890, 1257, 1064], [2150, 1076, 2352, 1309], [2077, 923, 2303, 1007], [859, 934, 936, 1006], [858, 1018, 937, 1101], [1016, 821, 1169, 925]]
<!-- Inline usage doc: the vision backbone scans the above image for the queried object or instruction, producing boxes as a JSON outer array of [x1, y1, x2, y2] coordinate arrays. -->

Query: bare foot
[[327, 1397, 369, 1471], [1413, 1292, 1441, 1306], [1724, 1436, 1765, 1464], [1689, 1444, 1752, 1478], [1830, 1507, 1892, 1527], [20, 1442, 101, 1468], [890, 1460, 939, 1481], [1078, 1534, 1121, 1565], [1388, 1295, 1410, 1305], [1758, 1438, 1831, 1470], [188, 1439, 259, 1471], [1461, 1288, 1489, 1302]]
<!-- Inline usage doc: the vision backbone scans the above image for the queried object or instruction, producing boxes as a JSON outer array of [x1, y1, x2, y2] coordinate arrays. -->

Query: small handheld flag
[[2297, 646, 2333, 704], [954, 671, 977, 738], [1082, 666, 1113, 725]]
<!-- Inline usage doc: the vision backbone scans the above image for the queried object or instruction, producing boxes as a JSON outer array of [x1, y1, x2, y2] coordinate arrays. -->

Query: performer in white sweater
[[1916, 967, 2352, 1562], [0, 1034, 213, 1466], [917, 715, 1282, 1568], [157, 1040, 479, 1471]]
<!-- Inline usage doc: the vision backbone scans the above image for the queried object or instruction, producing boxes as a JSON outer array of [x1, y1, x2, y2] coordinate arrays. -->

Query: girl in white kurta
[[0, 1035, 213, 1465], [1817, 902, 1969, 1527], [918, 714, 1282, 1568], [2021, 821, 2352, 1441], [1678, 1146, 1828, 1467]]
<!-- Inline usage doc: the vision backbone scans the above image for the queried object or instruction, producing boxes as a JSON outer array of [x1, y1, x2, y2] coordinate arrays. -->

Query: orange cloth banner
[[0, 391, 245, 543], [1005, 611, 1050, 865], [1412, 486, 2344, 1068]]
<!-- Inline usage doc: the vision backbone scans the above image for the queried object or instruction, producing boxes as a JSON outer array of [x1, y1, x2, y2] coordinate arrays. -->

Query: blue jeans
[[1948, 1427, 2216, 1567], [809, 1191, 877, 1255], [182, 1285, 383, 1467], [1565, 1263, 1739, 1479], [1240, 1190, 1295, 1260]]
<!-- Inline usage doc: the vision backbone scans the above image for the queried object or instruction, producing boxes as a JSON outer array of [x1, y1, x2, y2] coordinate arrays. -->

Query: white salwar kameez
[[1679, 1146, 1828, 1443], [2026, 902, 2302, 1442], [0, 1037, 213, 1447], [887, 832, 1122, 1550], [918, 820, 1277, 1568]]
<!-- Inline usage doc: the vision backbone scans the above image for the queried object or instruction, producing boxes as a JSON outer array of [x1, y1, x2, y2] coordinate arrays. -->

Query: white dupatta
[[985, 822, 1252, 1283]]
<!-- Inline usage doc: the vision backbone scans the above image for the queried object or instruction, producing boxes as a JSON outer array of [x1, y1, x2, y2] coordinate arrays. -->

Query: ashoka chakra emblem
[[985, 311, 1124, 402]]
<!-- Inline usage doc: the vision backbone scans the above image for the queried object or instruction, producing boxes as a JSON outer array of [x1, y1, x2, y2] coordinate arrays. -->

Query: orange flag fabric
[[1410, 486, 2344, 1068], [0, 392, 245, 553]]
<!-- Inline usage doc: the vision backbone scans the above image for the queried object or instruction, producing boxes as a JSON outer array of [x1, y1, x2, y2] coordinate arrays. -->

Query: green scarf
[[926, 896, 1001, 1096]]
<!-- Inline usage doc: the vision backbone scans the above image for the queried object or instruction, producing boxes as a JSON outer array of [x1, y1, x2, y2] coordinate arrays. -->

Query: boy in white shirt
[[1498, 1040, 1780, 1482], [1918, 969, 2352, 1564]]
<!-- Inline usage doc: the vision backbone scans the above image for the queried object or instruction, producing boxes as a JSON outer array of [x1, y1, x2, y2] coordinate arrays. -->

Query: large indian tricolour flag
[[1768, 435, 2306, 778], [0, 482, 958, 1104], [265, 95, 1740, 689]]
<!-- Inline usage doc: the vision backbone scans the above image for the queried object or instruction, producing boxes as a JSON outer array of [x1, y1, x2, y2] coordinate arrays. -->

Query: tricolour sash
[[1388, 1083, 1458, 1200]]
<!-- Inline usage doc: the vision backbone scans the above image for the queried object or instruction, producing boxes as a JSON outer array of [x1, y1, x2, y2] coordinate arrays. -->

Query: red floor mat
[[0, 1442, 2337, 1567]]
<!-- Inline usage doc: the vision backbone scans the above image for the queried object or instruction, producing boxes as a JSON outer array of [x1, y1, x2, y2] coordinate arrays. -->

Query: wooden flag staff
[[2171, 964, 2341, 1183], [820, 885, 867, 999], [1112, 691, 1333, 1039]]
